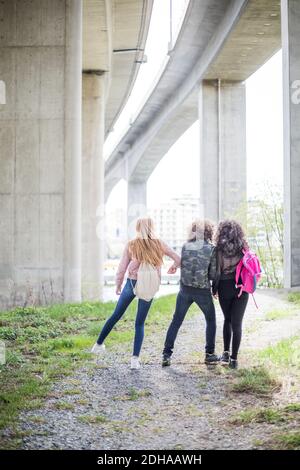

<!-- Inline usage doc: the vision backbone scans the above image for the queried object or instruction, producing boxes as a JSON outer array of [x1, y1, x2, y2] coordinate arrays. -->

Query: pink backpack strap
[[235, 260, 244, 297], [252, 293, 259, 309]]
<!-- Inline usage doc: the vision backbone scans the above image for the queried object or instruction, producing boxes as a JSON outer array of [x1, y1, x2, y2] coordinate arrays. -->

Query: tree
[[246, 184, 283, 288]]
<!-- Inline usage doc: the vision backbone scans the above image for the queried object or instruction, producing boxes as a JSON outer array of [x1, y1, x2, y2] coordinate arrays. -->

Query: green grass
[[273, 432, 300, 450], [264, 308, 297, 321], [77, 415, 107, 424], [127, 387, 152, 401], [113, 387, 152, 401], [258, 336, 300, 369], [287, 292, 300, 304], [232, 403, 300, 425], [231, 366, 280, 396], [0, 294, 183, 434]]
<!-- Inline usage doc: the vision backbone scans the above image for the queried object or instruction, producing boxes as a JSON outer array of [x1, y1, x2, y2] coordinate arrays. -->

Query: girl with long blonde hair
[[91, 218, 180, 369]]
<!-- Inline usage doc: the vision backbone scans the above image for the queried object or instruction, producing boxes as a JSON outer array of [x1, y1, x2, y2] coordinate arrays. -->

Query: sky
[[106, 1, 283, 213]]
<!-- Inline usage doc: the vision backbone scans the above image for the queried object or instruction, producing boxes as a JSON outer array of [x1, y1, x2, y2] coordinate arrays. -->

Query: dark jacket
[[180, 239, 216, 290]]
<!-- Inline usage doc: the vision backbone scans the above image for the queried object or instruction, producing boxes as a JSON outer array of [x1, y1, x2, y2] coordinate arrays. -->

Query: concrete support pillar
[[0, 0, 82, 309], [199, 79, 247, 223], [281, 0, 300, 288], [64, 0, 82, 302], [127, 180, 147, 239], [82, 73, 105, 300]]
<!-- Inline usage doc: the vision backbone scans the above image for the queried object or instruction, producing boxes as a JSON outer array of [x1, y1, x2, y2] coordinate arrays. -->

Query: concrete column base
[[0, 0, 82, 310], [82, 73, 105, 300], [281, 0, 300, 288]]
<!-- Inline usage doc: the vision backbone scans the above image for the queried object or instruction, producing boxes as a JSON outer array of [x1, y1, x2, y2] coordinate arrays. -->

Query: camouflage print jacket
[[180, 240, 217, 289]]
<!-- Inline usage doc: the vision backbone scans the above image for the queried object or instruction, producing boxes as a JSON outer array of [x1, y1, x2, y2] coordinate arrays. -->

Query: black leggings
[[218, 279, 249, 360]]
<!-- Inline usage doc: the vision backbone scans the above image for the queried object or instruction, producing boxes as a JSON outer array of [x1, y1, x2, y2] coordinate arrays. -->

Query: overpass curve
[[104, 0, 281, 200]]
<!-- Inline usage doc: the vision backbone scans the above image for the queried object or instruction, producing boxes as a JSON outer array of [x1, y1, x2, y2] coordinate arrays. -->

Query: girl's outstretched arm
[[115, 243, 130, 294], [161, 241, 181, 273]]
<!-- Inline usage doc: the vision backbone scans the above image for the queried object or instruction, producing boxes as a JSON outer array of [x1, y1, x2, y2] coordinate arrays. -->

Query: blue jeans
[[163, 287, 216, 356], [97, 278, 153, 356]]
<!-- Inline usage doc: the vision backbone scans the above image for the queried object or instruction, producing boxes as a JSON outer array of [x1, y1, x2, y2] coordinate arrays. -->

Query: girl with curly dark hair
[[212, 220, 249, 369]]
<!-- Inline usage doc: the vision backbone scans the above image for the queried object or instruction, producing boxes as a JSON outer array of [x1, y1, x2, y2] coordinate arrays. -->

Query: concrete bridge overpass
[[0, 0, 153, 308], [0, 0, 299, 310], [105, 0, 300, 290]]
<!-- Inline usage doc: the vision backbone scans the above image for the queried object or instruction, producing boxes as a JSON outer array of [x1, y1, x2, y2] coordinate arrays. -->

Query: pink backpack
[[235, 249, 262, 307]]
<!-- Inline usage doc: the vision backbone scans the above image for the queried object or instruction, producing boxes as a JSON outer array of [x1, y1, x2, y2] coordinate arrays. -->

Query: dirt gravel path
[[5, 289, 300, 450]]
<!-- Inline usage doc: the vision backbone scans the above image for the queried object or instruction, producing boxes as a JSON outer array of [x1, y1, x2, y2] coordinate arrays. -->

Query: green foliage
[[258, 336, 300, 369], [235, 183, 283, 288], [232, 404, 300, 425], [272, 432, 300, 450], [288, 292, 300, 304], [231, 366, 279, 395], [77, 415, 107, 424], [54, 401, 75, 411]]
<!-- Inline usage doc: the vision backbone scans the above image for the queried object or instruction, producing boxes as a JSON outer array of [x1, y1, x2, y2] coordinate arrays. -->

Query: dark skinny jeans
[[218, 279, 249, 360], [163, 287, 216, 357]]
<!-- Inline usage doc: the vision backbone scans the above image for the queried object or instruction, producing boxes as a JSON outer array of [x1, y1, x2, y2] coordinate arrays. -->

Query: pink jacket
[[116, 241, 181, 289]]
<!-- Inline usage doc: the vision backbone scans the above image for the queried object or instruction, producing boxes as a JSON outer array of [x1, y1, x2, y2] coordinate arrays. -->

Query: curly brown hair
[[187, 219, 215, 243], [214, 219, 248, 256]]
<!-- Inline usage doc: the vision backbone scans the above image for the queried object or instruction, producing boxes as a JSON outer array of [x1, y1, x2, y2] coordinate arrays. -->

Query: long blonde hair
[[128, 218, 164, 267]]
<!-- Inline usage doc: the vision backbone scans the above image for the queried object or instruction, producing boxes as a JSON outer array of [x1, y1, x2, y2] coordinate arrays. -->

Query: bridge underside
[[105, 0, 300, 289]]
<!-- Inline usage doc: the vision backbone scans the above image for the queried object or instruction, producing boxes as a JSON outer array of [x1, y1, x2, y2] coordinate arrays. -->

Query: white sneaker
[[91, 343, 106, 354], [130, 356, 141, 370]]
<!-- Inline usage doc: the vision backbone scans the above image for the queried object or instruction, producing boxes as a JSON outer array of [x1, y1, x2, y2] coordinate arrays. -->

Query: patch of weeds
[[284, 403, 300, 412], [258, 336, 300, 369], [270, 431, 300, 450], [231, 402, 300, 425], [198, 382, 207, 389], [75, 399, 89, 406], [4, 350, 25, 366], [252, 438, 263, 447], [134, 409, 151, 425], [287, 292, 300, 304], [65, 379, 81, 386], [0, 327, 18, 341], [109, 421, 131, 433], [77, 415, 107, 424], [23, 398, 44, 411], [0, 376, 49, 430], [231, 366, 280, 396], [264, 309, 296, 321], [53, 402, 75, 411], [0, 437, 23, 450], [117, 387, 152, 401], [232, 408, 284, 425], [28, 416, 47, 424], [62, 388, 82, 396]]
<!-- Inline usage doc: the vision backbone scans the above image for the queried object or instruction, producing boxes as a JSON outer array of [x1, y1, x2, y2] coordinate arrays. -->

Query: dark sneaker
[[162, 355, 171, 367], [205, 353, 220, 364], [220, 351, 230, 364], [229, 358, 238, 369]]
